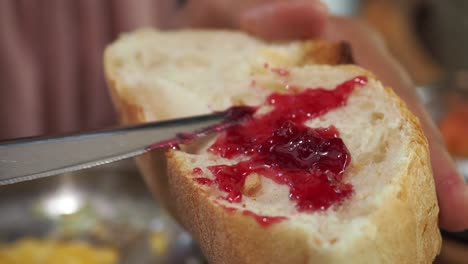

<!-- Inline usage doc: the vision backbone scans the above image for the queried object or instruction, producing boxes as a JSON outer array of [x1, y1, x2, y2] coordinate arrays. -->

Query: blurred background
[[328, 0, 468, 160], [1, 0, 468, 263]]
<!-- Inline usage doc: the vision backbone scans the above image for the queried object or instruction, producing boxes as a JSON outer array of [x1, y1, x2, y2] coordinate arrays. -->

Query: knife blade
[[0, 110, 245, 185]]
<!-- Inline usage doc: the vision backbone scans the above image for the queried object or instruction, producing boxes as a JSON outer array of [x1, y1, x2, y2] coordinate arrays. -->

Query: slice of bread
[[104, 29, 441, 263]]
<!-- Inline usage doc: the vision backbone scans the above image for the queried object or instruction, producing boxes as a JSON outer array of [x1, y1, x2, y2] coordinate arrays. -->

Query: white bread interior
[[104, 29, 441, 263]]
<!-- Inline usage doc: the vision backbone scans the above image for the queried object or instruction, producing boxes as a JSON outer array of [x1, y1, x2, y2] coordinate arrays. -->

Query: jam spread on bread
[[194, 76, 368, 221], [192, 167, 203, 175], [242, 210, 287, 227], [193, 177, 213, 186], [213, 205, 287, 227]]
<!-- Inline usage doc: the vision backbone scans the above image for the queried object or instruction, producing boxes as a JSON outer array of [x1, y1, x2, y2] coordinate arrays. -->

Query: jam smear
[[242, 211, 287, 227], [179, 106, 256, 141], [271, 68, 290, 77], [206, 164, 250, 203], [193, 177, 213, 186], [192, 76, 367, 227], [192, 167, 203, 175], [264, 63, 290, 77], [203, 76, 367, 213], [146, 106, 255, 152], [215, 204, 288, 226], [223, 106, 257, 124], [209, 76, 367, 160]]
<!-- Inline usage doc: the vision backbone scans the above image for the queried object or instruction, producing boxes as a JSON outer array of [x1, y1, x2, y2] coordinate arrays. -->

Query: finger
[[169, 0, 265, 29], [324, 17, 468, 231], [431, 142, 468, 231], [239, 0, 328, 41]]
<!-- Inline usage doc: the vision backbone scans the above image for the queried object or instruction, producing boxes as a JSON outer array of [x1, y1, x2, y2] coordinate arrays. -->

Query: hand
[[175, 0, 468, 231]]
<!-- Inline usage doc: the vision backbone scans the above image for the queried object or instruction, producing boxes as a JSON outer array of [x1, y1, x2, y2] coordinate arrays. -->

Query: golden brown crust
[[300, 41, 355, 65]]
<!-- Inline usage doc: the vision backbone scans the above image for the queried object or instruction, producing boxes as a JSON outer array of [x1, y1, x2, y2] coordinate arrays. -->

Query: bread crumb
[[313, 237, 323, 246], [242, 173, 262, 197]]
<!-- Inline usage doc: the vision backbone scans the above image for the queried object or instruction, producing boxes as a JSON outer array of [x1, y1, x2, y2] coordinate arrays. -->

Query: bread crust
[[104, 30, 441, 263]]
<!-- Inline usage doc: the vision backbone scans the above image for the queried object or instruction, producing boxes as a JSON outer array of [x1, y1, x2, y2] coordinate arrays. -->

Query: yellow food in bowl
[[0, 238, 117, 264]]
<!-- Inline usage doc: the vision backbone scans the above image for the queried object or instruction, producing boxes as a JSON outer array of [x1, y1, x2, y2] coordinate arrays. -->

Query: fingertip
[[438, 185, 468, 231], [239, 0, 329, 41], [431, 143, 468, 231]]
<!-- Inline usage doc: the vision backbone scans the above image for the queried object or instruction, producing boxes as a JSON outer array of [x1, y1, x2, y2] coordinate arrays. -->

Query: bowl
[[0, 161, 207, 264]]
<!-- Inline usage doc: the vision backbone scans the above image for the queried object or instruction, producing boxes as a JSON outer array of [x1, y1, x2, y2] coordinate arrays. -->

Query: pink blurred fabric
[[0, 0, 177, 140]]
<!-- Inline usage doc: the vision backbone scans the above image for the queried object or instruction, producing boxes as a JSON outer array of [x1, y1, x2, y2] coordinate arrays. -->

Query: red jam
[[195, 76, 367, 223], [193, 177, 213, 186], [270, 67, 290, 76], [214, 204, 287, 227], [192, 167, 203, 175], [146, 106, 255, 152], [242, 210, 287, 227], [222, 106, 256, 123], [264, 63, 290, 77]]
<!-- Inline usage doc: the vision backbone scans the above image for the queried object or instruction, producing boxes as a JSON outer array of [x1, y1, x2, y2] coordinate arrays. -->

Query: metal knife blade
[[0, 111, 236, 185]]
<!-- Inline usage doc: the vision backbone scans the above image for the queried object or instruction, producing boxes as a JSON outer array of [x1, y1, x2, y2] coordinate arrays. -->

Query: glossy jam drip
[[242, 210, 287, 227], [210, 76, 367, 159], [202, 76, 367, 214], [207, 164, 251, 203]]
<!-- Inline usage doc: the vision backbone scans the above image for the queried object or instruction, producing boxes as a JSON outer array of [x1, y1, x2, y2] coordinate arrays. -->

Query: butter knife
[[0, 109, 249, 185]]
